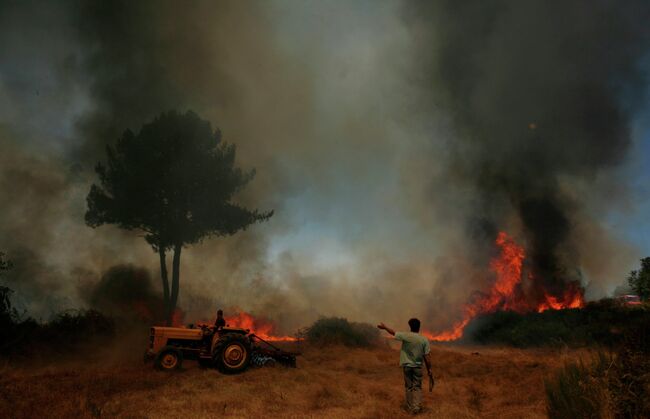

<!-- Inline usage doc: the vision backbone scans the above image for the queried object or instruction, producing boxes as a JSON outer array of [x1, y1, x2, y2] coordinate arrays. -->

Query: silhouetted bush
[[469, 300, 650, 347], [41, 309, 115, 348], [305, 317, 381, 347], [0, 286, 115, 357]]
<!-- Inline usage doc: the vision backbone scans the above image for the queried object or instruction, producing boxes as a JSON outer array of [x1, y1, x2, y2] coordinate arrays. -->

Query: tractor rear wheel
[[213, 333, 251, 374], [155, 346, 183, 371]]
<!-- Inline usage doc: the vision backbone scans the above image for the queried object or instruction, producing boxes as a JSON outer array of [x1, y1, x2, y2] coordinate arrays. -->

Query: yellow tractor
[[145, 324, 297, 373]]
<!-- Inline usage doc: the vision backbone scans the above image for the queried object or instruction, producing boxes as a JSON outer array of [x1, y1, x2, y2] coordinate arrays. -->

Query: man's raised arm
[[377, 322, 396, 336]]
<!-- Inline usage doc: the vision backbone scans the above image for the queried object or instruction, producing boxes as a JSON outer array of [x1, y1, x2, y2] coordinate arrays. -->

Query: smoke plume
[[406, 0, 650, 308], [0, 1, 648, 333]]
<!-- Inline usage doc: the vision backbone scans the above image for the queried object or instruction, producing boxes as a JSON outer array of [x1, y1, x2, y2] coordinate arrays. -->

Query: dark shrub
[[305, 317, 380, 347], [469, 301, 650, 347], [41, 309, 115, 347], [0, 286, 115, 357]]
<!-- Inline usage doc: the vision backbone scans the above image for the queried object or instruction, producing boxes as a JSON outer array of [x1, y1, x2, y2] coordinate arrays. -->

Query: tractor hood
[[151, 326, 203, 340]]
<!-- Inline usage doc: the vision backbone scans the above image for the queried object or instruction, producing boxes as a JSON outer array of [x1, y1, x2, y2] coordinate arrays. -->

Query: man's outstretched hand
[[377, 322, 395, 336]]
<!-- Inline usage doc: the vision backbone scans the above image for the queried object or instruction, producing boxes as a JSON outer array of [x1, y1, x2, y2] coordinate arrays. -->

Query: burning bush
[[304, 317, 380, 347], [426, 232, 585, 342], [224, 311, 297, 341]]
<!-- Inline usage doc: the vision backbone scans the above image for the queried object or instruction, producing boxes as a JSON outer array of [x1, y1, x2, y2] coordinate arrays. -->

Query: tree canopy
[[86, 110, 272, 323], [86, 110, 272, 249], [627, 257, 650, 301]]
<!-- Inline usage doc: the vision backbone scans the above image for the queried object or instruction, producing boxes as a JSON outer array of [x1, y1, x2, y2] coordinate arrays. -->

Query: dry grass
[[0, 342, 593, 418]]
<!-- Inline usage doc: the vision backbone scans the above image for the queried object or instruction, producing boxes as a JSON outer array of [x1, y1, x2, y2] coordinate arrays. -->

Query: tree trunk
[[169, 243, 182, 325], [158, 247, 170, 325]]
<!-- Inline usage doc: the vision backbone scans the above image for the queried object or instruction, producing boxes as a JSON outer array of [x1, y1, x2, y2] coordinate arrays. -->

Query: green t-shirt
[[395, 331, 430, 367]]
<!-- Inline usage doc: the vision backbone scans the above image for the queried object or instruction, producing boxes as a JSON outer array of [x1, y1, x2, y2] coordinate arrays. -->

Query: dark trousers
[[403, 366, 423, 412]]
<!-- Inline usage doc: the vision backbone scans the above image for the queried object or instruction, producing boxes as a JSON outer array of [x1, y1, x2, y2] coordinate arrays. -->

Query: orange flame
[[225, 311, 298, 342], [425, 231, 584, 341], [167, 307, 296, 341], [537, 287, 584, 313]]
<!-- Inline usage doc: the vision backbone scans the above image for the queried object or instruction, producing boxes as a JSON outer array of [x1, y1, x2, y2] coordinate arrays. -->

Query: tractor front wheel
[[154, 346, 183, 371], [213, 333, 251, 374]]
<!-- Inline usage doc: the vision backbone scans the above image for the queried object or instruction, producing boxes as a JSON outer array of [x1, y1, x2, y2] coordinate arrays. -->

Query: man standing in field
[[378, 318, 433, 414]]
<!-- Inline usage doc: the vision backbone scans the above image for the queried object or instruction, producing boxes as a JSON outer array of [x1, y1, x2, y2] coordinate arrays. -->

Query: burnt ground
[[0, 342, 593, 418]]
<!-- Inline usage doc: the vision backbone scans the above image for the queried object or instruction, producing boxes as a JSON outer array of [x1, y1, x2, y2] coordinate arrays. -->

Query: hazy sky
[[0, 0, 649, 332]]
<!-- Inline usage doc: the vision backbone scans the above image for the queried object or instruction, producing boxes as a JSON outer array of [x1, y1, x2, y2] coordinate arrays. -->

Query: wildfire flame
[[424, 231, 584, 341], [171, 308, 298, 341], [225, 311, 298, 342]]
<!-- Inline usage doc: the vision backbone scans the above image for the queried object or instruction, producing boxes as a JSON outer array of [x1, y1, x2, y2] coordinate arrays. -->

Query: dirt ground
[[0, 342, 593, 419]]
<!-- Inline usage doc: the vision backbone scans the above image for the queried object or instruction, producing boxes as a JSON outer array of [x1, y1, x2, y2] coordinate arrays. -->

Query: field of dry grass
[[0, 341, 593, 419]]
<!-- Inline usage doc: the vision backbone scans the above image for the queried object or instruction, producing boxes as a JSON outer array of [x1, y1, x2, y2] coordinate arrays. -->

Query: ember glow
[[425, 232, 585, 342], [225, 311, 298, 342]]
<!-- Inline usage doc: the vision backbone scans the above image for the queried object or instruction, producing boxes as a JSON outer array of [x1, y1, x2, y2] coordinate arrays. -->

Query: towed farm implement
[[145, 324, 298, 373]]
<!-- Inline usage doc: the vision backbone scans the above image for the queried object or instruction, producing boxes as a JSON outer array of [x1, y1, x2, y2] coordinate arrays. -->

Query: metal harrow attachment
[[249, 334, 299, 368]]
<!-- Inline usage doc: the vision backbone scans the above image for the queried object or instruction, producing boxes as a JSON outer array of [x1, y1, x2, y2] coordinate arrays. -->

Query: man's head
[[217, 309, 223, 317], [408, 318, 421, 332]]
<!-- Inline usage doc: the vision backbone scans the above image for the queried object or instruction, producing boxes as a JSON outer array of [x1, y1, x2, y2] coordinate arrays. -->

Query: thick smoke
[[0, 1, 648, 333], [406, 0, 650, 306], [0, 0, 437, 331], [81, 264, 164, 322]]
